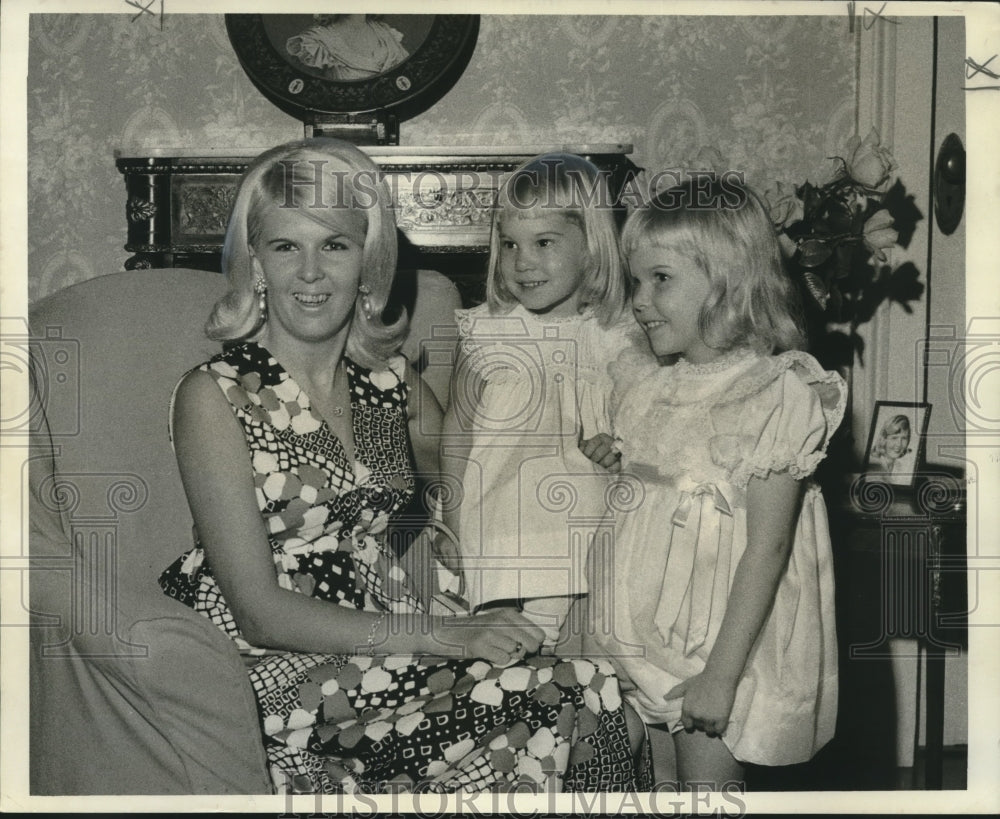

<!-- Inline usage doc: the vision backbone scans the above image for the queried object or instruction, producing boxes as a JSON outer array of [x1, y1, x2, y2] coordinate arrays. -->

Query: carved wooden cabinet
[[116, 144, 638, 305]]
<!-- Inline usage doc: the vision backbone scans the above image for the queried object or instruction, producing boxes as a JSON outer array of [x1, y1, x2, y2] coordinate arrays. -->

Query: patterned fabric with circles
[[159, 340, 647, 793]]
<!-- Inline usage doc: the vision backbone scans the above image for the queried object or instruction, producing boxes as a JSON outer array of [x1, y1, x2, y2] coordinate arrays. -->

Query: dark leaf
[[823, 198, 854, 234], [796, 181, 816, 201], [800, 183, 824, 219], [799, 239, 833, 268], [784, 220, 811, 242], [802, 270, 830, 309]]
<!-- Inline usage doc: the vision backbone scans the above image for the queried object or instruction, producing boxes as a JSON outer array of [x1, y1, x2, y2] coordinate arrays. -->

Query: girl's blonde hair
[[872, 414, 912, 457], [485, 153, 627, 326], [207, 138, 405, 368], [621, 175, 805, 354]]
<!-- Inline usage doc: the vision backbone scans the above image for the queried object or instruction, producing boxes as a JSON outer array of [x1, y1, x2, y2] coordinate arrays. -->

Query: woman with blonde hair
[[159, 138, 647, 794]]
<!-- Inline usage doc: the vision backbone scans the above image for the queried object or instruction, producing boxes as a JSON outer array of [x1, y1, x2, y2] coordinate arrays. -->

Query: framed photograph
[[225, 14, 479, 126], [862, 400, 932, 488]]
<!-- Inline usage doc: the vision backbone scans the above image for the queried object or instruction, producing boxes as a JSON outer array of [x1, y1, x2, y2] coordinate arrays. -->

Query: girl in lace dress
[[587, 177, 847, 788], [159, 139, 647, 794], [438, 153, 642, 652]]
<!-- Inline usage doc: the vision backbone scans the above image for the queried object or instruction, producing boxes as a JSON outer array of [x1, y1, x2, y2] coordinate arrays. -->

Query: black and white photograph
[[1, 0, 998, 814], [862, 400, 932, 487]]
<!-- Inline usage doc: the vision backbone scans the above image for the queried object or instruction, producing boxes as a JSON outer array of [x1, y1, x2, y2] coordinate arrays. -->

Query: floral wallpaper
[[27, 13, 855, 303]]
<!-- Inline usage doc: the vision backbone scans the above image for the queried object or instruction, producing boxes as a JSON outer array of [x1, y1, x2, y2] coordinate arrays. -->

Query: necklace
[[304, 359, 349, 421], [329, 359, 348, 418]]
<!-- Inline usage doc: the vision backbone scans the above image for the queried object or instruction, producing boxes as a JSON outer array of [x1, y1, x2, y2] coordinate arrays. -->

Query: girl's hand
[[433, 608, 544, 666], [665, 672, 738, 738], [579, 432, 622, 473]]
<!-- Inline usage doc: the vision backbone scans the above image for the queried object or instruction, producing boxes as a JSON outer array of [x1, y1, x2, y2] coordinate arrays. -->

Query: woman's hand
[[431, 608, 544, 666], [665, 672, 738, 738], [579, 432, 622, 473]]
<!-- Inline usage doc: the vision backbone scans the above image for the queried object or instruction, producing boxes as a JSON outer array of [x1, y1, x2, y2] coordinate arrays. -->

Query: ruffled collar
[[509, 302, 596, 325], [674, 346, 757, 376], [456, 301, 598, 338]]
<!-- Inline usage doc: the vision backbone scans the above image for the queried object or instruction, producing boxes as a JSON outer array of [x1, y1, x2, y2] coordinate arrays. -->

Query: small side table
[[832, 473, 967, 789]]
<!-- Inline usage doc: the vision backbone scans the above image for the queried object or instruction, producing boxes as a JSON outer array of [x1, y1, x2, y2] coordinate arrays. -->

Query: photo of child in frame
[[863, 401, 931, 487]]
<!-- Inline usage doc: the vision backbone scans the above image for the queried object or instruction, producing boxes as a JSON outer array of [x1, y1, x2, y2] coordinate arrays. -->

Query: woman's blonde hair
[[207, 138, 405, 368], [621, 175, 805, 354], [485, 153, 627, 326]]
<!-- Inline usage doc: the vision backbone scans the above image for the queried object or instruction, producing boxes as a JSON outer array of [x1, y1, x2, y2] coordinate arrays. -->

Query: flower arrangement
[[765, 128, 920, 370], [766, 128, 898, 314]]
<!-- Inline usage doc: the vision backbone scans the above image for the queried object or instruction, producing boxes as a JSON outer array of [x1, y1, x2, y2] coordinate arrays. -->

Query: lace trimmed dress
[[592, 347, 847, 766], [159, 340, 646, 794], [454, 303, 642, 610]]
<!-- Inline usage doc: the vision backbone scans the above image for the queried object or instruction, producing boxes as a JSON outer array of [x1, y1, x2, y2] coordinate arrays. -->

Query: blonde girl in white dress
[[438, 153, 641, 652], [587, 176, 847, 788]]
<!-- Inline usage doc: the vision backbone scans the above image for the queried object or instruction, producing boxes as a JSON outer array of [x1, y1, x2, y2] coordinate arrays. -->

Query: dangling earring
[[358, 283, 373, 320], [254, 276, 268, 324]]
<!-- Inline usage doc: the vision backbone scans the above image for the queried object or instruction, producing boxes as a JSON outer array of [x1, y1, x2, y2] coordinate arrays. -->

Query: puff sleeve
[[716, 353, 847, 490]]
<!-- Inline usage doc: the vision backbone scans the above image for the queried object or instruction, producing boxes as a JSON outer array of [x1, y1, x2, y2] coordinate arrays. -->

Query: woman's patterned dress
[[160, 341, 645, 794]]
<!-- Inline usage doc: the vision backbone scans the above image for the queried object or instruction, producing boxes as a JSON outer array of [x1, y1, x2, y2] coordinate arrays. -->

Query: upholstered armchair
[[27, 266, 461, 795]]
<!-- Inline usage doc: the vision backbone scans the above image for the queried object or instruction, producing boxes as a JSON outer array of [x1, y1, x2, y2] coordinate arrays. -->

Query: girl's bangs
[[624, 216, 701, 261]]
